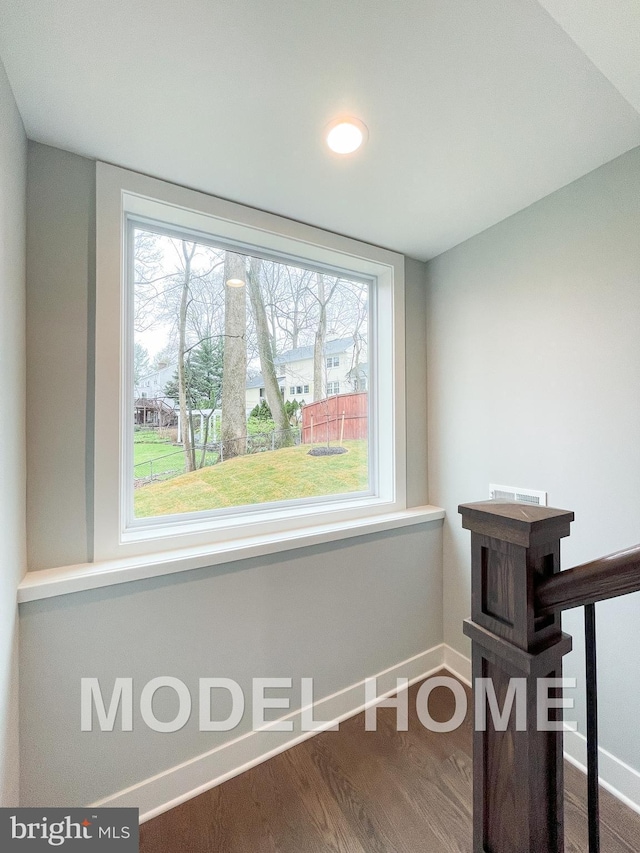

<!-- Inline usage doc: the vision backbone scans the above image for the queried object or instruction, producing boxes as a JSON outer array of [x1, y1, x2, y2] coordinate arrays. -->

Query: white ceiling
[[537, 1, 640, 115], [1, 0, 639, 260]]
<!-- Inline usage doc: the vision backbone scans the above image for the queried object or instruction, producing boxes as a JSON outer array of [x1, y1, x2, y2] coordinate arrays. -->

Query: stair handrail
[[536, 544, 640, 616]]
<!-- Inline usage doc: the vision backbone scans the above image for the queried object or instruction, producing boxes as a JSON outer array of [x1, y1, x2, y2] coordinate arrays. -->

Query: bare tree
[[247, 258, 293, 447], [220, 252, 247, 459], [276, 266, 316, 350], [177, 241, 197, 472], [312, 273, 340, 401]]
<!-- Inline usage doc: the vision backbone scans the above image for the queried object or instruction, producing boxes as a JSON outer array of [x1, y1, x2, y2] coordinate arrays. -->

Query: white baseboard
[[563, 726, 640, 816], [92, 643, 640, 823], [92, 644, 448, 823], [442, 643, 472, 686], [443, 647, 640, 816]]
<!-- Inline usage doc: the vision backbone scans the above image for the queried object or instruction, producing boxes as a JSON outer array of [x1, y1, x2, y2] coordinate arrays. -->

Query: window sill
[[18, 505, 445, 603]]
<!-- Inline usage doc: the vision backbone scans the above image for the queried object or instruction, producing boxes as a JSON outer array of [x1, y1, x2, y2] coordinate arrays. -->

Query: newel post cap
[[459, 500, 574, 548]]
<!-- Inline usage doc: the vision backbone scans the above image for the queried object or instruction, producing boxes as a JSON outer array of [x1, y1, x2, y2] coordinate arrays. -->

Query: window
[[130, 226, 367, 521], [289, 386, 295, 395], [95, 163, 406, 561]]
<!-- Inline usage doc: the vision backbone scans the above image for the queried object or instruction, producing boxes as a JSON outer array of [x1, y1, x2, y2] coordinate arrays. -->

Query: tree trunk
[[247, 258, 294, 447], [199, 415, 210, 469], [313, 273, 327, 402], [269, 301, 278, 359], [177, 242, 196, 472], [189, 405, 197, 470], [221, 252, 247, 460]]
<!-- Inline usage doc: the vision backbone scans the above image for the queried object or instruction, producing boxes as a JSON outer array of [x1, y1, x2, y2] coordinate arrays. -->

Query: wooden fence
[[301, 392, 368, 444]]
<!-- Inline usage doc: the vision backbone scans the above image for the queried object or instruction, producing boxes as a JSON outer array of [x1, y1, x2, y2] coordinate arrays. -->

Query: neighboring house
[[134, 362, 177, 427], [347, 362, 368, 393], [245, 373, 286, 414], [246, 337, 367, 411], [134, 362, 175, 400], [134, 339, 367, 422]]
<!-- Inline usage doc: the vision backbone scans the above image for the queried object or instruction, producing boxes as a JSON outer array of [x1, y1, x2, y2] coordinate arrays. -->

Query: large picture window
[[131, 223, 371, 520], [95, 163, 406, 561]]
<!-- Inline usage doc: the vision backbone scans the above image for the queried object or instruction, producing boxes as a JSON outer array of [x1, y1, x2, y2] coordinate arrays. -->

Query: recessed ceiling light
[[226, 278, 245, 288], [325, 117, 368, 155]]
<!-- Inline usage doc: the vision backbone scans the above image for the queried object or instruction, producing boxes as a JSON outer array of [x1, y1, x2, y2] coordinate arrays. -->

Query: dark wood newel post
[[459, 501, 575, 853]]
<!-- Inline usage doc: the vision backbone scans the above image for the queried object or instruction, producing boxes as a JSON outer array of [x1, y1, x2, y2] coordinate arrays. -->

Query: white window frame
[[95, 162, 406, 562]]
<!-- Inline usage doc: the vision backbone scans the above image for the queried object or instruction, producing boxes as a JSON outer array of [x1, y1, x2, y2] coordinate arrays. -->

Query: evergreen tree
[[190, 338, 224, 407], [164, 366, 194, 406], [250, 399, 272, 420], [164, 338, 224, 408], [134, 342, 151, 384], [164, 337, 225, 468]]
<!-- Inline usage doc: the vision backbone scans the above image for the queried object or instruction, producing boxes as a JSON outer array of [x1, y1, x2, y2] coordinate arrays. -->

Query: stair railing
[[460, 500, 640, 853]]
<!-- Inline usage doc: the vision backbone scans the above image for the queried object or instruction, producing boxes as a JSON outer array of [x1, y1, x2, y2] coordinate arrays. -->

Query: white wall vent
[[489, 484, 547, 506]]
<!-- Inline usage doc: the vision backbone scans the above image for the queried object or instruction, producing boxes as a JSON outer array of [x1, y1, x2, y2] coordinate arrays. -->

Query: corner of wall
[[0, 53, 27, 807]]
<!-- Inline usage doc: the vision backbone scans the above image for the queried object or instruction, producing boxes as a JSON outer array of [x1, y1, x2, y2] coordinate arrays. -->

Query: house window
[[289, 386, 295, 395], [95, 163, 406, 561], [128, 231, 368, 523]]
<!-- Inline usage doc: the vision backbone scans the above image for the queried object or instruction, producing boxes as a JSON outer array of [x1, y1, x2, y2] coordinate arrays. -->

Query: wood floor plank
[[341, 692, 472, 851], [564, 762, 639, 853], [279, 746, 368, 853], [140, 672, 640, 853]]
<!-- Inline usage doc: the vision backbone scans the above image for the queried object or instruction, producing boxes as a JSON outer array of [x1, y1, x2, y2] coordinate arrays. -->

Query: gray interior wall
[[21, 143, 439, 806], [25, 144, 429, 569], [405, 257, 429, 508], [20, 522, 442, 807], [26, 143, 95, 570], [0, 59, 27, 806], [426, 145, 640, 772]]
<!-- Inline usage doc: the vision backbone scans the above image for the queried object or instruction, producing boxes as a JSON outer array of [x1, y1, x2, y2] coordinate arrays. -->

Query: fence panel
[[301, 392, 368, 444]]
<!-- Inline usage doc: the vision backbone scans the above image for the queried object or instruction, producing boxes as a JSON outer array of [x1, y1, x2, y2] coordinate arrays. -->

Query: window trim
[[95, 162, 407, 562], [18, 507, 444, 602]]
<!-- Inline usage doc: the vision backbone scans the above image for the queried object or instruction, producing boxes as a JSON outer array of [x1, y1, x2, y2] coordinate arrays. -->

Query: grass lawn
[[134, 439, 369, 518], [134, 431, 217, 480]]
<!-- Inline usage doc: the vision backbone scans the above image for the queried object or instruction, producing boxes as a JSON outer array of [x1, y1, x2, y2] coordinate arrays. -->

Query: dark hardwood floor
[[140, 674, 640, 852]]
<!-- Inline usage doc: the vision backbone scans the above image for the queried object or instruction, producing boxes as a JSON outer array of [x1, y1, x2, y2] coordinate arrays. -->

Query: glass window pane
[[132, 226, 370, 519]]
